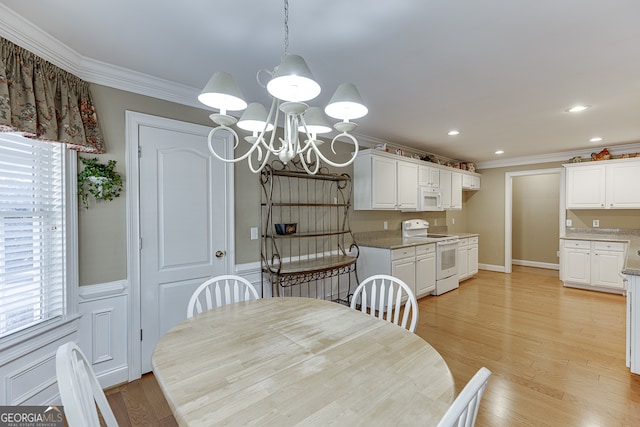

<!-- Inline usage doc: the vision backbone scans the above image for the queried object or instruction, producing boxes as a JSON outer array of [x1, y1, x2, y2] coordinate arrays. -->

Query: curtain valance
[[0, 37, 105, 153]]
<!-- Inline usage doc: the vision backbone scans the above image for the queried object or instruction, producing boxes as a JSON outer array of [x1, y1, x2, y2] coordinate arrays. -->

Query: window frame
[[0, 133, 78, 351]]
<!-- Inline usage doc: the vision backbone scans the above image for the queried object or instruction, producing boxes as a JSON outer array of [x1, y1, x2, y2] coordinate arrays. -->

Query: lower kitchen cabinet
[[560, 239, 626, 294], [358, 243, 436, 299], [458, 236, 479, 282]]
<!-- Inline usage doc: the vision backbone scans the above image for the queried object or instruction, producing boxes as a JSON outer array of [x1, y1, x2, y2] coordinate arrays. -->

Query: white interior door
[[138, 118, 232, 373]]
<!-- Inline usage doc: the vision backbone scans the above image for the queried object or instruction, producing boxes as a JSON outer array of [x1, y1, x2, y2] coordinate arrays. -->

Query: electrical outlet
[[593, 219, 600, 228], [434, 219, 438, 226], [383, 221, 388, 230], [250, 227, 259, 240], [566, 219, 572, 227]]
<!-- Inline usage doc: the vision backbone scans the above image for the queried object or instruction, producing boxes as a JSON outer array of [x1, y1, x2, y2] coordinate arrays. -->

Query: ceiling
[[2, 0, 640, 163]]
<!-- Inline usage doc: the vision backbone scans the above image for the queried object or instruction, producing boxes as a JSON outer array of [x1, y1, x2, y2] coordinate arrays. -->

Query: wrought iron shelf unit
[[260, 162, 359, 303]]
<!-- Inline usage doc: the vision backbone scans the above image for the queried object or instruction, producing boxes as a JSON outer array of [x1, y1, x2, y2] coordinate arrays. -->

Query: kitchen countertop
[[354, 231, 479, 250], [561, 228, 640, 276]]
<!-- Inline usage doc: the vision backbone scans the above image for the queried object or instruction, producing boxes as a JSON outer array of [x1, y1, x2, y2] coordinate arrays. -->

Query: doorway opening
[[504, 169, 565, 274]]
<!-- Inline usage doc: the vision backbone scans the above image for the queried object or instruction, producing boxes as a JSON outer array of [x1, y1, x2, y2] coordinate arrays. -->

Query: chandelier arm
[[246, 148, 273, 173], [304, 132, 359, 168], [208, 126, 264, 163], [298, 151, 320, 175]]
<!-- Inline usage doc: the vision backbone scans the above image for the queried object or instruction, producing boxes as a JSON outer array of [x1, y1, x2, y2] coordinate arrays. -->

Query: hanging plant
[[77, 157, 123, 209]]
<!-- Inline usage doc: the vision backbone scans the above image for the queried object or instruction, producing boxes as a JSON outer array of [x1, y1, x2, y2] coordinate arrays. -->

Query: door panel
[[139, 123, 231, 373]]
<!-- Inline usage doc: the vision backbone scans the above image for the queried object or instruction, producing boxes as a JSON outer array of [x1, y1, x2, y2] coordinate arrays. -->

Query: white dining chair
[[187, 274, 260, 318], [437, 367, 492, 427], [350, 274, 419, 333], [55, 342, 118, 427]]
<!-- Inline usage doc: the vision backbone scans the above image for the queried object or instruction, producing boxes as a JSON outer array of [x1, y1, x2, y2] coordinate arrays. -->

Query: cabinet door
[[458, 243, 468, 280], [440, 170, 452, 208], [566, 165, 606, 209], [606, 162, 640, 208], [416, 252, 436, 297], [592, 250, 625, 289], [468, 244, 478, 276], [451, 172, 463, 209], [419, 166, 440, 188], [397, 162, 418, 209], [562, 247, 591, 284], [371, 156, 398, 209], [392, 257, 416, 297]]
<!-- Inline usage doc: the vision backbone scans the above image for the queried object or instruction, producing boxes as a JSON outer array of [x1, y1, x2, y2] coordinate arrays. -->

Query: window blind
[[0, 136, 65, 338]]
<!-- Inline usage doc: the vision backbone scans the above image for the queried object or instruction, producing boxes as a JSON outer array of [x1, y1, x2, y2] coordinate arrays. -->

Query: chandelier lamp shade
[[197, 1, 367, 174]]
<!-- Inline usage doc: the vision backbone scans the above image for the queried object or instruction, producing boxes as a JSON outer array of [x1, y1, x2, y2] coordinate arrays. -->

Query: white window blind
[[0, 136, 66, 339]]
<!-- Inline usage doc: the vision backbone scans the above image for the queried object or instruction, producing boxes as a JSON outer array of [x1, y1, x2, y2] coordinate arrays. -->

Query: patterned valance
[[0, 37, 105, 153]]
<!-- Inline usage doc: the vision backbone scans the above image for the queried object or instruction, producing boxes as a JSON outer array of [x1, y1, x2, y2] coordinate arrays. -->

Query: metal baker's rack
[[260, 161, 359, 303]]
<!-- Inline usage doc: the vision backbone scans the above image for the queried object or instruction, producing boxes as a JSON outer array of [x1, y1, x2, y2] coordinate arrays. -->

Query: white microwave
[[418, 186, 442, 211]]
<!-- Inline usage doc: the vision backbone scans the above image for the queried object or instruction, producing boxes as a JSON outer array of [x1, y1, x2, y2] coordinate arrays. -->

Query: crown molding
[[0, 4, 207, 111], [3, 4, 638, 171], [475, 142, 640, 170]]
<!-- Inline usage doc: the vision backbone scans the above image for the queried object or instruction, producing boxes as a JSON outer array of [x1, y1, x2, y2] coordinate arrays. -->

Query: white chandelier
[[197, 0, 367, 174]]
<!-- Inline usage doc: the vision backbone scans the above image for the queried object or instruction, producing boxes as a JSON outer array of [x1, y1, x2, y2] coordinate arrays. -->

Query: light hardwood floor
[[105, 266, 640, 426]]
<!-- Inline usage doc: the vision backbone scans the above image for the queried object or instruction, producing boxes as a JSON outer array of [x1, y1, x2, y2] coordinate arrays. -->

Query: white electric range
[[402, 219, 460, 295]]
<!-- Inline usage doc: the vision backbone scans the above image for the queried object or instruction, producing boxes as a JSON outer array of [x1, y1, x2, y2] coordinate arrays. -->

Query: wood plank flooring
[[105, 266, 640, 426]]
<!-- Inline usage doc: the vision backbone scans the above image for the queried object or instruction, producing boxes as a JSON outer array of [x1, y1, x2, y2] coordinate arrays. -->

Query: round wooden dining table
[[152, 297, 454, 426]]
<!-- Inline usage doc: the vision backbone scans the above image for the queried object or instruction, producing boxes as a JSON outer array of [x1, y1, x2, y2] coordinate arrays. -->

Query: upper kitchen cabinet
[[565, 158, 640, 209], [462, 173, 481, 190], [440, 170, 462, 210], [354, 150, 418, 210], [418, 164, 440, 189]]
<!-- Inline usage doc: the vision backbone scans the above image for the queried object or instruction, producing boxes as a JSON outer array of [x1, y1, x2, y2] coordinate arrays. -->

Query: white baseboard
[[478, 263, 506, 273], [512, 259, 560, 270]]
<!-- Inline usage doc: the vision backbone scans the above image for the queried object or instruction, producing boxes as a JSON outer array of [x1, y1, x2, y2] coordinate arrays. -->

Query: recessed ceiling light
[[566, 105, 591, 113], [495, 150, 504, 155], [447, 130, 460, 136], [589, 137, 603, 142]]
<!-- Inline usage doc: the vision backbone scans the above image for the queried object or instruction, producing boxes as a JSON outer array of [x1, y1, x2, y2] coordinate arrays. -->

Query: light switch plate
[[566, 219, 572, 227], [250, 227, 259, 240]]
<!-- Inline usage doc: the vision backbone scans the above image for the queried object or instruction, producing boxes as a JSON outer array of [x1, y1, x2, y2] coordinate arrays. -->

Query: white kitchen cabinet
[[439, 170, 462, 210], [354, 151, 417, 210], [591, 241, 626, 289], [415, 244, 436, 297], [391, 246, 416, 295], [458, 236, 479, 281], [561, 239, 626, 293], [397, 161, 419, 210], [565, 159, 640, 209], [468, 236, 479, 277], [462, 173, 481, 190], [627, 274, 640, 374], [451, 172, 462, 209], [458, 238, 468, 281], [358, 243, 436, 300], [561, 240, 591, 285], [418, 164, 440, 189], [605, 161, 640, 208]]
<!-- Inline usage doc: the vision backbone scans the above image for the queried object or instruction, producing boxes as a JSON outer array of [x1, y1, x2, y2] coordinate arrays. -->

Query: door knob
[[215, 250, 226, 258]]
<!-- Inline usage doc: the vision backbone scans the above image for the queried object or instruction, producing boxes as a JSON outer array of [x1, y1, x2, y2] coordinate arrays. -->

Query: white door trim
[[125, 111, 234, 380], [504, 168, 565, 274]]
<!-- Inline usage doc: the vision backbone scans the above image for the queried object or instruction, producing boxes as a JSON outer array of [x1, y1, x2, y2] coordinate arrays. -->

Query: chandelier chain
[[283, 0, 289, 55]]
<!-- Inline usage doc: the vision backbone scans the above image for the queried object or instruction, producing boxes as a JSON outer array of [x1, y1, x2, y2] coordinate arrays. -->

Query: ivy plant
[[77, 157, 123, 209]]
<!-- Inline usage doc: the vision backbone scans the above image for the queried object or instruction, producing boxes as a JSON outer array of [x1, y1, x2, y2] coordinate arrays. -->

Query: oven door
[[437, 240, 459, 279]]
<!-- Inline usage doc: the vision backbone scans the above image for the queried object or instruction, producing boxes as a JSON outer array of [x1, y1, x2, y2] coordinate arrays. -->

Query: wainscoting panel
[[78, 280, 129, 388], [0, 318, 79, 405]]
